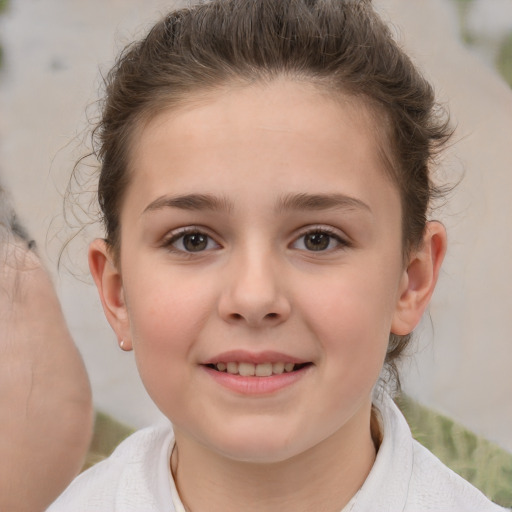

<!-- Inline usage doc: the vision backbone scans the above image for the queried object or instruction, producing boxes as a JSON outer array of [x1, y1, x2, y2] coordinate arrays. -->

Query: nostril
[[231, 313, 243, 320], [265, 313, 278, 319]]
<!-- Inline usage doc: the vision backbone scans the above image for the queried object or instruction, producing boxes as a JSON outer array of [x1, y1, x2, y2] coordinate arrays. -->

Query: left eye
[[292, 230, 344, 252], [166, 231, 219, 253]]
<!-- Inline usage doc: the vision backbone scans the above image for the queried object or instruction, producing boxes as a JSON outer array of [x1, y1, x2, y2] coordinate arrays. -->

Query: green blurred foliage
[[397, 395, 512, 508], [453, 0, 476, 44], [0, 0, 8, 69], [497, 31, 512, 87], [82, 411, 135, 471], [450, 0, 512, 87]]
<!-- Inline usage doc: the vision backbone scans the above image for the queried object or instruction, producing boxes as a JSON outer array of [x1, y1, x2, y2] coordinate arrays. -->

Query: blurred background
[[0, 0, 511, 476]]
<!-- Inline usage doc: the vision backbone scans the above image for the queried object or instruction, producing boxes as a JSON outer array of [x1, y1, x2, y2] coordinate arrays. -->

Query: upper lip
[[202, 350, 309, 365]]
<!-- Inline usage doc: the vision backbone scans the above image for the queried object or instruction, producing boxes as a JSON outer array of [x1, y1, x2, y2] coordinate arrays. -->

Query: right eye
[[164, 229, 220, 253]]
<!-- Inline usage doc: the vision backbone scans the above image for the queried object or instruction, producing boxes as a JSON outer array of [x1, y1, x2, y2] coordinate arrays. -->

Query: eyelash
[[161, 226, 350, 255]]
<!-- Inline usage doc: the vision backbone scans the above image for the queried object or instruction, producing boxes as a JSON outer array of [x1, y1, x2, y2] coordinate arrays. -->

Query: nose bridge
[[218, 238, 290, 326]]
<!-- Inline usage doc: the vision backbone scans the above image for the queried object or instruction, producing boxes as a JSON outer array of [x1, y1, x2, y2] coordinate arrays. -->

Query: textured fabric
[[47, 395, 508, 511], [47, 421, 175, 511], [352, 394, 508, 512]]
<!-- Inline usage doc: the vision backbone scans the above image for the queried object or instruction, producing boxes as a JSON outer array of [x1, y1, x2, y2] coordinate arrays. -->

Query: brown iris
[[304, 232, 331, 251], [183, 233, 208, 251]]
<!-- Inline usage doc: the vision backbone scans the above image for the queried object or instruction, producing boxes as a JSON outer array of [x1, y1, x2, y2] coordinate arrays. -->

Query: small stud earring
[[120, 340, 125, 350]]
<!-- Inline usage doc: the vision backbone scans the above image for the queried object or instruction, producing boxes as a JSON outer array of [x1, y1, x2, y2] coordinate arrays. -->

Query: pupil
[[183, 233, 207, 251], [305, 233, 329, 251]]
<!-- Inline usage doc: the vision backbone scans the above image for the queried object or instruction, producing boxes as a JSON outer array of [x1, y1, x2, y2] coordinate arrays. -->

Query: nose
[[217, 249, 291, 327]]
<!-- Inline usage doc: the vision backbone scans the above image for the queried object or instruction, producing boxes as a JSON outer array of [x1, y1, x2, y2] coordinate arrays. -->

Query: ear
[[391, 221, 447, 335], [88, 239, 132, 351]]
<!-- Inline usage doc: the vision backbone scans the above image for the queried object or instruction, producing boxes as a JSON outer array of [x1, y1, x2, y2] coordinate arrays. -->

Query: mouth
[[204, 361, 312, 377]]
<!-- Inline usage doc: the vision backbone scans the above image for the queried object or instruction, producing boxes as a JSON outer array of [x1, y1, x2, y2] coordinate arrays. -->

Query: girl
[[48, 0, 508, 510]]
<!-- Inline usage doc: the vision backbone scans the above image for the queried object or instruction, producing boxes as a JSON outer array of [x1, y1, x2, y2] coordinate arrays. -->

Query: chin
[[202, 423, 311, 465], [218, 443, 300, 465]]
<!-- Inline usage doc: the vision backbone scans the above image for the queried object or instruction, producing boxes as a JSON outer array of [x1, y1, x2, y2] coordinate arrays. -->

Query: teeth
[[238, 362, 256, 376], [227, 362, 238, 374], [284, 362, 295, 372], [272, 362, 285, 374], [213, 361, 302, 376], [255, 363, 272, 377]]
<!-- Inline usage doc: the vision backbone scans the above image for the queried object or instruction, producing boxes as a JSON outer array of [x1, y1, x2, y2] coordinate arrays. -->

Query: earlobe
[[88, 239, 133, 351], [391, 221, 447, 335]]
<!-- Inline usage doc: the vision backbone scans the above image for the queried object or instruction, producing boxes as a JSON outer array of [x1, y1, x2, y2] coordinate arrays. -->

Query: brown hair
[[89, 0, 451, 387], [0, 186, 34, 250]]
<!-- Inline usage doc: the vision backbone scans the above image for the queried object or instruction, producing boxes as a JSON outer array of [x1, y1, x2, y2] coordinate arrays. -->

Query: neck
[[171, 405, 377, 512]]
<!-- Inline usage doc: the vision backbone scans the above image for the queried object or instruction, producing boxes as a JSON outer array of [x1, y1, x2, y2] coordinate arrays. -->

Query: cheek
[[320, 298, 389, 376], [123, 281, 210, 418], [123, 272, 214, 382], [304, 265, 398, 331], [298, 264, 399, 373]]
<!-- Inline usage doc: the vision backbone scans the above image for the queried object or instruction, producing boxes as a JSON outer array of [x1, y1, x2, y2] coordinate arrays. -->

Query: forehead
[[124, 80, 398, 216]]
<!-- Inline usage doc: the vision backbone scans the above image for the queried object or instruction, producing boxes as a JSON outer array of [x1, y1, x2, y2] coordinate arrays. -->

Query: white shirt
[[47, 394, 508, 511]]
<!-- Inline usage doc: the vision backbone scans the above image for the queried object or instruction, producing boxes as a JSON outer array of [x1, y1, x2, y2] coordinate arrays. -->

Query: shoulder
[[407, 440, 508, 511], [46, 423, 175, 512], [353, 392, 507, 512]]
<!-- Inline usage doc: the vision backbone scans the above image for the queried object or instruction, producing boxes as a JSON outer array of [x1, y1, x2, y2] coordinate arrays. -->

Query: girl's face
[[98, 81, 412, 463]]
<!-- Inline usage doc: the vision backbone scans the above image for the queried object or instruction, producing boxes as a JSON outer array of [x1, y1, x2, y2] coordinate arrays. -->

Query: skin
[[90, 80, 446, 512], [0, 232, 93, 512]]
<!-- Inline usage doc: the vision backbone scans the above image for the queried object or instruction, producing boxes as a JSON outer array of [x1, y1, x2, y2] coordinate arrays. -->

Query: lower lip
[[202, 365, 310, 395]]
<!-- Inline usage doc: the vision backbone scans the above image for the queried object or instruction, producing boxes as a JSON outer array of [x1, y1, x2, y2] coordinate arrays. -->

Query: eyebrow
[[276, 192, 372, 214], [142, 193, 233, 215], [142, 192, 371, 216]]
